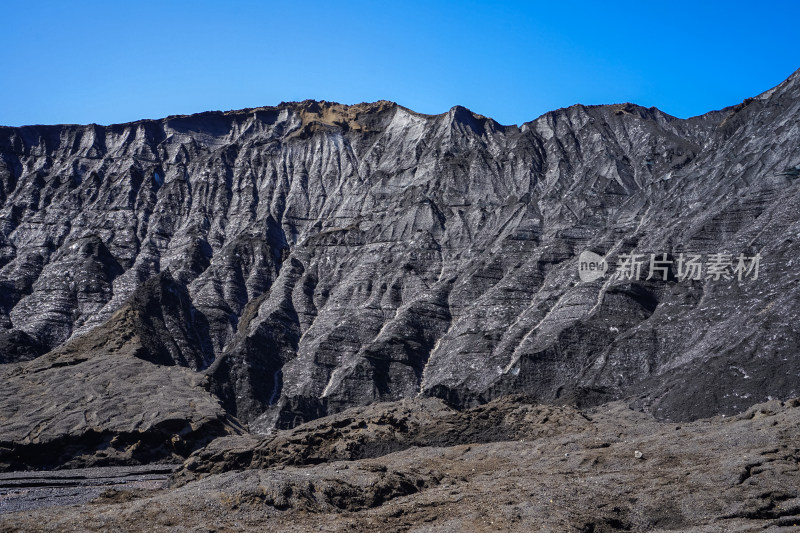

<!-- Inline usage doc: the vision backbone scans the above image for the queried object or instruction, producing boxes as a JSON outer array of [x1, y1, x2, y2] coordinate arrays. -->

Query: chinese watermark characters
[[578, 251, 761, 283]]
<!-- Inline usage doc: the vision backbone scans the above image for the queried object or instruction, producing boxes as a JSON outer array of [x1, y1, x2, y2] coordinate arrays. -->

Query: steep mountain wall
[[1, 71, 799, 455]]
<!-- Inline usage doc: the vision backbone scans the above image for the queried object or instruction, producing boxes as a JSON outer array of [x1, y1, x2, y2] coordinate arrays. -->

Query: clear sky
[[1, 0, 798, 127]]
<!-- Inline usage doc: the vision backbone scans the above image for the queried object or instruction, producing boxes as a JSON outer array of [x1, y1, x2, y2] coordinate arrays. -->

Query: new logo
[[578, 250, 608, 282]]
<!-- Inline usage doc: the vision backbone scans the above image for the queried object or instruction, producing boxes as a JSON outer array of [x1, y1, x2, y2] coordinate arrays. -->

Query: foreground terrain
[[1, 395, 798, 532]]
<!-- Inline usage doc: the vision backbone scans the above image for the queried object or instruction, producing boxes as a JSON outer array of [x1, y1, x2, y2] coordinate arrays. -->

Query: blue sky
[[1, 1, 798, 127]]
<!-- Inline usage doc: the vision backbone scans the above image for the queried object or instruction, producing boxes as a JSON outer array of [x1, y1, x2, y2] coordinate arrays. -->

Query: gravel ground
[[0, 465, 176, 515]]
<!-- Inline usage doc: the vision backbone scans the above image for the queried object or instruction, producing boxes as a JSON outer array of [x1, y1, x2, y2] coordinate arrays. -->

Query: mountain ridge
[[1, 68, 799, 468]]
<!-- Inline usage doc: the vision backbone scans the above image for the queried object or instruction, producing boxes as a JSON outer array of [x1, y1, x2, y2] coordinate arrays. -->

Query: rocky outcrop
[[1, 71, 800, 454], [0, 276, 241, 470], [174, 395, 593, 484]]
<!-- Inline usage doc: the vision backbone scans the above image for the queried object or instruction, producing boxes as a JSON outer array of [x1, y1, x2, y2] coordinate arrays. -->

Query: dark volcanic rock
[[0, 329, 44, 364], [1, 72, 800, 451], [0, 350, 237, 471]]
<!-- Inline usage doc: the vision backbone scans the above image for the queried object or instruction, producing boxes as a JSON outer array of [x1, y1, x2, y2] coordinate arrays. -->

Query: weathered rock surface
[[174, 395, 593, 484], [1, 396, 798, 531], [1, 70, 800, 462]]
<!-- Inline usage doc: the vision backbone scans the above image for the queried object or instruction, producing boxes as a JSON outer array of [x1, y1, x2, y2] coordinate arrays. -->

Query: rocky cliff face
[[1, 71, 799, 462]]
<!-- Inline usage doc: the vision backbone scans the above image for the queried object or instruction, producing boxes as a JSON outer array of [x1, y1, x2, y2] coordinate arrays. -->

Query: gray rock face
[[1, 71, 800, 450]]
